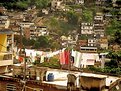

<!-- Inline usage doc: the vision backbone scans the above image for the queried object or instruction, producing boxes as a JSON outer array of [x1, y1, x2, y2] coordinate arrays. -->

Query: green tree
[[114, 30, 121, 45], [33, 41, 40, 49], [35, 0, 50, 9], [82, 8, 93, 22], [48, 17, 60, 32], [37, 36, 50, 48], [108, 30, 121, 46], [16, 1, 28, 9], [107, 51, 121, 68], [66, 10, 79, 25]]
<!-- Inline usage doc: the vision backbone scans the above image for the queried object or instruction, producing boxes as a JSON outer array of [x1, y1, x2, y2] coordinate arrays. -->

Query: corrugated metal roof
[[0, 29, 13, 34]]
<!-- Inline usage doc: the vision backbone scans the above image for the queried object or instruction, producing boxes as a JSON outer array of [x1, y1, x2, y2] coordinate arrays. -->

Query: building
[[30, 25, 37, 40], [79, 73, 121, 91], [36, 26, 48, 37], [0, 6, 7, 14], [79, 39, 87, 47], [0, 16, 10, 29], [98, 37, 108, 49], [80, 46, 97, 53], [0, 67, 121, 91], [87, 38, 97, 47], [81, 22, 94, 35], [75, 0, 84, 4], [94, 13, 105, 37], [0, 29, 14, 73], [51, 0, 63, 11], [19, 21, 35, 39]]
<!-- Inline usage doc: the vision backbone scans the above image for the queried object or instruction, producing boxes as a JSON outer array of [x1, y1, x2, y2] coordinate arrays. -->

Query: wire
[[0, 43, 7, 48]]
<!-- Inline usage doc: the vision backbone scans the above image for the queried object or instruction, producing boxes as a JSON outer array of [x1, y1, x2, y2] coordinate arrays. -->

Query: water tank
[[47, 73, 54, 81]]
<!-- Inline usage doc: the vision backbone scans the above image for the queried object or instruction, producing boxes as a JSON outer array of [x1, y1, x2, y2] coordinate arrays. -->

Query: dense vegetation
[[0, 0, 51, 10]]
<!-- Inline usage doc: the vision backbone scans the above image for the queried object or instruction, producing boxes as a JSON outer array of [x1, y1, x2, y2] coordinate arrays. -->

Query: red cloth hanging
[[59, 51, 65, 64], [59, 50, 70, 65], [65, 50, 70, 65], [18, 56, 23, 62]]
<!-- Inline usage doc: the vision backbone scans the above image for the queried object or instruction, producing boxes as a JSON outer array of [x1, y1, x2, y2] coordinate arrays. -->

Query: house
[[111, 44, 120, 52], [9, 25, 20, 35], [79, 39, 87, 47], [36, 26, 48, 37], [112, 0, 121, 8], [30, 25, 37, 40], [0, 16, 10, 29], [87, 38, 97, 47], [75, 0, 84, 4], [0, 6, 7, 14], [95, 0, 106, 6], [19, 21, 35, 39], [81, 22, 94, 35], [98, 37, 108, 49], [19, 21, 34, 28], [79, 53, 100, 68], [0, 29, 14, 73], [94, 13, 105, 38], [51, 0, 64, 11], [9, 12, 24, 24], [73, 52, 101, 68], [79, 73, 121, 91]]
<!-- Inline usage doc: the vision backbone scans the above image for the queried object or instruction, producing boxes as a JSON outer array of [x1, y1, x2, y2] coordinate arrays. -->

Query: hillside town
[[0, 0, 121, 91]]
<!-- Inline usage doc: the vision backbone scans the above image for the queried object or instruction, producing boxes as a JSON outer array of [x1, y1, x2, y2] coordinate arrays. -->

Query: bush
[[35, 57, 61, 69]]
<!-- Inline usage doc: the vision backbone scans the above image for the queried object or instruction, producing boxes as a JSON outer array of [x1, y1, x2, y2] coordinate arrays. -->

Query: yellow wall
[[0, 34, 7, 52]]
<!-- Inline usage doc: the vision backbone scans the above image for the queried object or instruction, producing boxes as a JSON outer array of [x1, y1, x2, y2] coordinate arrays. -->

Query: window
[[6, 84, 16, 91]]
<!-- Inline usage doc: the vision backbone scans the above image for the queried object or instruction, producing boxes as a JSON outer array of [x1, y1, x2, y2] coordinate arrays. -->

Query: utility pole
[[19, 26, 27, 91]]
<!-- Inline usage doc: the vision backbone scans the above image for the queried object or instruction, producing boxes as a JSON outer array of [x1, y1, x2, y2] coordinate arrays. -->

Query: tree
[[35, 0, 50, 9], [48, 17, 60, 32], [66, 10, 79, 25], [33, 41, 40, 49], [114, 30, 121, 45], [82, 8, 93, 22], [37, 36, 50, 48], [107, 51, 121, 68], [16, 1, 28, 9]]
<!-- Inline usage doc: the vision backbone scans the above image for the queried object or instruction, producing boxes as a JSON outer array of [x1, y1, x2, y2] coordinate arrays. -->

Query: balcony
[[0, 52, 13, 66]]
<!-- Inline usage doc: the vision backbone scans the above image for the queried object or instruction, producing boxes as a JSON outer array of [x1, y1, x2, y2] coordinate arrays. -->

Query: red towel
[[18, 56, 23, 62], [59, 50, 70, 65]]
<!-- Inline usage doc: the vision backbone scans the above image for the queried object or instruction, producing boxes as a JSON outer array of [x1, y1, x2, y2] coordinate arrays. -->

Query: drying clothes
[[59, 49, 70, 65], [73, 51, 82, 68]]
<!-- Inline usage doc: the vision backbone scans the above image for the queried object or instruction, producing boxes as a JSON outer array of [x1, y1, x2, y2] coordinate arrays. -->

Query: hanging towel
[[59, 50, 65, 65], [65, 50, 70, 65], [40, 55, 44, 63], [73, 51, 82, 68]]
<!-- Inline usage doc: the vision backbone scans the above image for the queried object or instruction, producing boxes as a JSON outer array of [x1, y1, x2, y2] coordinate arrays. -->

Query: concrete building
[[36, 26, 48, 37], [80, 46, 97, 53], [81, 22, 94, 35], [88, 38, 97, 47], [98, 37, 108, 49], [0, 16, 10, 29], [0, 29, 14, 73], [51, 0, 63, 11], [94, 13, 105, 37], [0, 68, 121, 91]]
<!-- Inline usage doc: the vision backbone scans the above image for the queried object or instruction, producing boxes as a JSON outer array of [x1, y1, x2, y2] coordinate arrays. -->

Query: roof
[[80, 46, 97, 49], [0, 29, 13, 34], [2, 68, 120, 89], [44, 70, 120, 88]]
